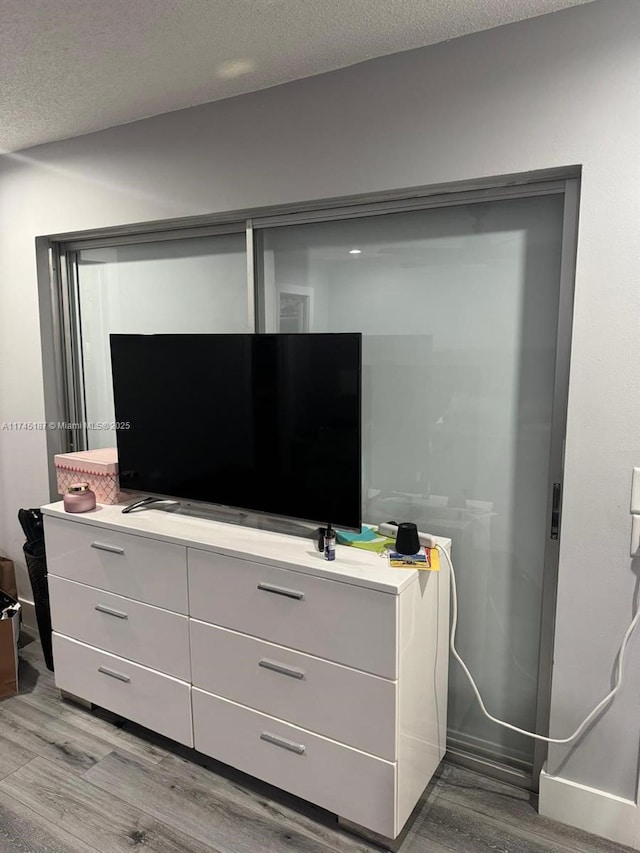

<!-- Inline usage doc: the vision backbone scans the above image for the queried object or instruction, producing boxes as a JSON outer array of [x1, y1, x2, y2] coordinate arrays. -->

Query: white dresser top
[[42, 501, 450, 595]]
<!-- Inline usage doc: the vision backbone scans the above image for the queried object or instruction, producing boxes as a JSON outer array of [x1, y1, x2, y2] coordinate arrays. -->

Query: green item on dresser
[[351, 535, 396, 554], [335, 525, 378, 544], [336, 525, 395, 555]]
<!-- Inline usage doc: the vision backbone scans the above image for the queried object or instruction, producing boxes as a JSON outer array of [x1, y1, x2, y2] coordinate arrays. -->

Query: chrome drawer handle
[[257, 582, 304, 600], [91, 542, 125, 555], [95, 604, 128, 620], [98, 666, 130, 683], [260, 731, 305, 755], [258, 658, 305, 680]]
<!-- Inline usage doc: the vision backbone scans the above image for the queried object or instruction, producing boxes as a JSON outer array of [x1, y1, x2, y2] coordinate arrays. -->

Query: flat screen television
[[109, 333, 362, 529]]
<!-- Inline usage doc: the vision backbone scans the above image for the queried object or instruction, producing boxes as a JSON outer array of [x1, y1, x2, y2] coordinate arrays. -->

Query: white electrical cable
[[437, 544, 640, 744]]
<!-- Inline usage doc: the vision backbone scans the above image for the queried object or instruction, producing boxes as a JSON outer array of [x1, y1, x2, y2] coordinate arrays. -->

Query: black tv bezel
[[110, 332, 362, 532]]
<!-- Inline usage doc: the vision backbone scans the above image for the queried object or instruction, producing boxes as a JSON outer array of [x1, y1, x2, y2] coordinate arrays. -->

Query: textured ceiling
[[2, 0, 594, 152]]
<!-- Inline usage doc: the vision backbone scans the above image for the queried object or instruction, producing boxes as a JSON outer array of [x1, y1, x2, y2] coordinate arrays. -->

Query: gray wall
[[0, 0, 638, 803]]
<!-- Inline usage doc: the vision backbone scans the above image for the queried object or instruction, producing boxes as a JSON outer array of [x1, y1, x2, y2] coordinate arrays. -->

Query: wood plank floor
[[0, 635, 631, 853]]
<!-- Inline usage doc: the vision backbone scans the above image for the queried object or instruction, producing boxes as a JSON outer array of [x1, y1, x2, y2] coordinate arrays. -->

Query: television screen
[[110, 333, 361, 529]]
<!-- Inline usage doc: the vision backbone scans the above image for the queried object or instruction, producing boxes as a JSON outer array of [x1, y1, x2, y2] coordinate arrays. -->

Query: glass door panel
[[260, 194, 565, 772], [76, 233, 248, 449]]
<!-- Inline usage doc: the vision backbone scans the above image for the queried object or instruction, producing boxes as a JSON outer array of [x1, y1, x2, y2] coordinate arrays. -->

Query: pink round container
[[63, 482, 96, 513]]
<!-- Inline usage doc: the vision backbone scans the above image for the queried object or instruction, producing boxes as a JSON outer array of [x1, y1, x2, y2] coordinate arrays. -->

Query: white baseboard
[[539, 767, 637, 848]]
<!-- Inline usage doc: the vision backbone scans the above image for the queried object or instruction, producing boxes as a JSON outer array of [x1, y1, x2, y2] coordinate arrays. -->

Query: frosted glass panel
[[262, 195, 564, 770], [77, 234, 247, 449]]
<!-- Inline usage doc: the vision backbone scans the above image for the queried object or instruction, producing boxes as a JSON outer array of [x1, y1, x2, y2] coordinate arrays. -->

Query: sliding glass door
[[49, 181, 575, 784], [259, 193, 566, 776]]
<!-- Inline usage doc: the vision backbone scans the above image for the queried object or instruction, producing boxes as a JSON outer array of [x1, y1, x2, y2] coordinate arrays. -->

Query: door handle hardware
[[550, 483, 562, 540]]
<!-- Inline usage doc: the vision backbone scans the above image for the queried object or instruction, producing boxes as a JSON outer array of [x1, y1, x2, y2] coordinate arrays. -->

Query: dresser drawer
[[49, 576, 190, 680], [190, 621, 396, 759], [45, 516, 188, 613], [192, 688, 396, 837], [52, 634, 193, 747], [188, 549, 397, 678]]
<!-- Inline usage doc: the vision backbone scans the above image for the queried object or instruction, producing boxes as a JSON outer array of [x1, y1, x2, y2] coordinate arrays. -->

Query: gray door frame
[[530, 177, 580, 786]]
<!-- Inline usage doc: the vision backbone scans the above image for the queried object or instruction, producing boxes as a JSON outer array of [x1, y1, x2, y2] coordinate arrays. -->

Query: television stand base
[[163, 501, 249, 525], [121, 496, 168, 514], [163, 502, 318, 542]]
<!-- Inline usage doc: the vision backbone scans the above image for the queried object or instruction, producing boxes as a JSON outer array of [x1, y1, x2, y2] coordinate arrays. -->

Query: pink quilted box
[[54, 448, 128, 505]]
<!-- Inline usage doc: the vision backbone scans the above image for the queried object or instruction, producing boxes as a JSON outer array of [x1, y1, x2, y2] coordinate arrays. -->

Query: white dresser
[[42, 501, 450, 840]]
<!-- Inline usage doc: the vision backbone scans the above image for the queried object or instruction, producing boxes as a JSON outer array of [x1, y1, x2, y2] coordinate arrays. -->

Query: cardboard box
[[0, 556, 17, 599], [0, 593, 20, 699], [54, 448, 127, 505]]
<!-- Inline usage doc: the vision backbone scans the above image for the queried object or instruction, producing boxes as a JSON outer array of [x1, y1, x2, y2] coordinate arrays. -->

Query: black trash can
[[19, 509, 54, 672]]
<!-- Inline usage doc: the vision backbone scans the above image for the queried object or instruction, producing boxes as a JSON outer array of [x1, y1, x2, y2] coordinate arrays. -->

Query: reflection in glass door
[[260, 193, 566, 777], [73, 233, 248, 449]]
